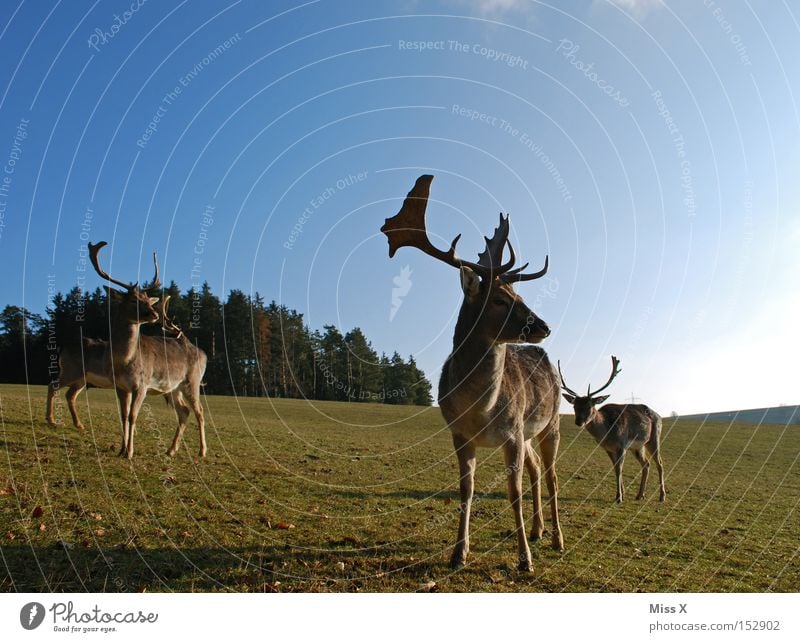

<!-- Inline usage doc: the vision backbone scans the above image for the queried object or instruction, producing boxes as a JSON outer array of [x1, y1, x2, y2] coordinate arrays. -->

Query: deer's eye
[[492, 298, 509, 308]]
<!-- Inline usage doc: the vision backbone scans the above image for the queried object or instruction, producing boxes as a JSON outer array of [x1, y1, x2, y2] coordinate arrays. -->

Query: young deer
[[88, 241, 208, 459], [381, 174, 563, 571], [559, 356, 665, 503]]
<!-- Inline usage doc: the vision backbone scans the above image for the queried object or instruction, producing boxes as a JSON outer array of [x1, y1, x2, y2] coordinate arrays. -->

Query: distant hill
[[678, 405, 800, 426]]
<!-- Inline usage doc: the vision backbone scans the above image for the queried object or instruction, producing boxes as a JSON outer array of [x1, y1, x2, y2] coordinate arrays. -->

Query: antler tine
[[501, 255, 549, 284], [88, 241, 135, 291], [557, 360, 579, 397], [156, 295, 184, 338], [588, 355, 622, 398], [476, 214, 516, 275], [148, 251, 162, 292], [380, 175, 497, 279]]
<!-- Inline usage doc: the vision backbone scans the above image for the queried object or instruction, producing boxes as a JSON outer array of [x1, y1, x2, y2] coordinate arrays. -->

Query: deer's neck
[[585, 408, 610, 440], [110, 321, 142, 365], [443, 312, 506, 412]]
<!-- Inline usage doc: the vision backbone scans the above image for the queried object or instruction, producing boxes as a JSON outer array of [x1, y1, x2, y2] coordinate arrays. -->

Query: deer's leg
[[45, 381, 60, 427], [652, 447, 666, 502], [116, 389, 131, 457], [524, 441, 544, 542], [183, 384, 207, 458], [450, 433, 476, 570], [166, 392, 191, 457], [125, 388, 147, 461], [65, 384, 86, 430], [633, 448, 650, 500], [538, 425, 564, 552], [612, 449, 626, 503], [504, 437, 532, 571]]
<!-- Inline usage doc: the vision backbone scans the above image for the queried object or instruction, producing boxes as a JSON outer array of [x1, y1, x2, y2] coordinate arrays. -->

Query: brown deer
[[381, 174, 563, 571], [88, 241, 208, 459], [45, 338, 113, 431], [559, 356, 665, 503], [45, 256, 162, 431]]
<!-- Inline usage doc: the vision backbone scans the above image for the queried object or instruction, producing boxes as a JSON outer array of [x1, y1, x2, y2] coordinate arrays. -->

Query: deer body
[[86, 242, 207, 459], [560, 357, 665, 503], [45, 338, 113, 430], [382, 175, 563, 571]]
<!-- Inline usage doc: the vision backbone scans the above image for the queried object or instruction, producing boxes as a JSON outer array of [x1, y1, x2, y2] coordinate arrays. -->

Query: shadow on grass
[[0, 539, 438, 592]]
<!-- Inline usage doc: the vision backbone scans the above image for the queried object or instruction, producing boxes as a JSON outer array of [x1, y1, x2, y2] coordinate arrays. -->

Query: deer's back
[[125, 335, 207, 393], [597, 403, 660, 450]]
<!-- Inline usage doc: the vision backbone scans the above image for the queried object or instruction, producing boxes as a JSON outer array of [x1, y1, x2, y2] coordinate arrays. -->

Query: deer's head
[[558, 356, 621, 426], [381, 175, 551, 346], [88, 241, 161, 325]]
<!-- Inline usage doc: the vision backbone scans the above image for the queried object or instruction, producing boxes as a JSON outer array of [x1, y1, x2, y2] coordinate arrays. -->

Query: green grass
[[1, 384, 798, 592]]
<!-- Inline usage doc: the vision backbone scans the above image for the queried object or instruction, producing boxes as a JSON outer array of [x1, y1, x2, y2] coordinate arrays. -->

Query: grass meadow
[[0, 383, 797, 592]]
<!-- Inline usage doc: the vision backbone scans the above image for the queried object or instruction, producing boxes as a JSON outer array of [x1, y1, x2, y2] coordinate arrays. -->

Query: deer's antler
[[381, 175, 548, 283], [588, 355, 621, 398], [145, 251, 161, 292], [88, 242, 135, 291], [156, 296, 184, 339], [557, 360, 580, 397]]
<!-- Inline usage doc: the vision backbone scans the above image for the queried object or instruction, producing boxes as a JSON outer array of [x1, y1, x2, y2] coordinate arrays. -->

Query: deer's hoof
[[517, 558, 532, 573], [551, 535, 564, 552], [199, 448, 207, 458], [166, 448, 177, 458], [659, 493, 666, 502], [449, 549, 467, 570], [529, 529, 544, 543], [636, 494, 645, 501]]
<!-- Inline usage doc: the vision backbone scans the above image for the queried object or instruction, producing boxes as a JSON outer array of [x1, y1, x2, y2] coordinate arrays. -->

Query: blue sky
[[0, 0, 797, 414]]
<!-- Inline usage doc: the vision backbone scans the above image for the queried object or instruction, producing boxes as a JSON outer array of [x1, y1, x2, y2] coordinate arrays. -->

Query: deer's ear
[[460, 266, 481, 299], [594, 394, 610, 405], [148, 297, 160, 306], [103, 285, 124, 300], [562, 393, 576, 405]]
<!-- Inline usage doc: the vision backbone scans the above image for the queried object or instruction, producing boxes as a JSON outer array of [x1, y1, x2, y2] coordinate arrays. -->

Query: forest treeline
[[0, 282, 433, 405]]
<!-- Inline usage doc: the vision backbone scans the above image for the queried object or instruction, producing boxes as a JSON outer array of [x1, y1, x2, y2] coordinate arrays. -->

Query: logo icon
[[390, 265, 413, 321], [20, 602, 45, 630]]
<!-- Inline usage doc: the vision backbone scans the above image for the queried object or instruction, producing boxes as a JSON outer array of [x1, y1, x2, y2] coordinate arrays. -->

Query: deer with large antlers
[[45, 260, 163, 431], [381, 175, 563, 571], [559, 356, 665, 503], [88, 241, 208, 459]]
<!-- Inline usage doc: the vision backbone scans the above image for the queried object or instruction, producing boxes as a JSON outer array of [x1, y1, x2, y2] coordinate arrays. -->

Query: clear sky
[[0, 0, 797, 415]]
